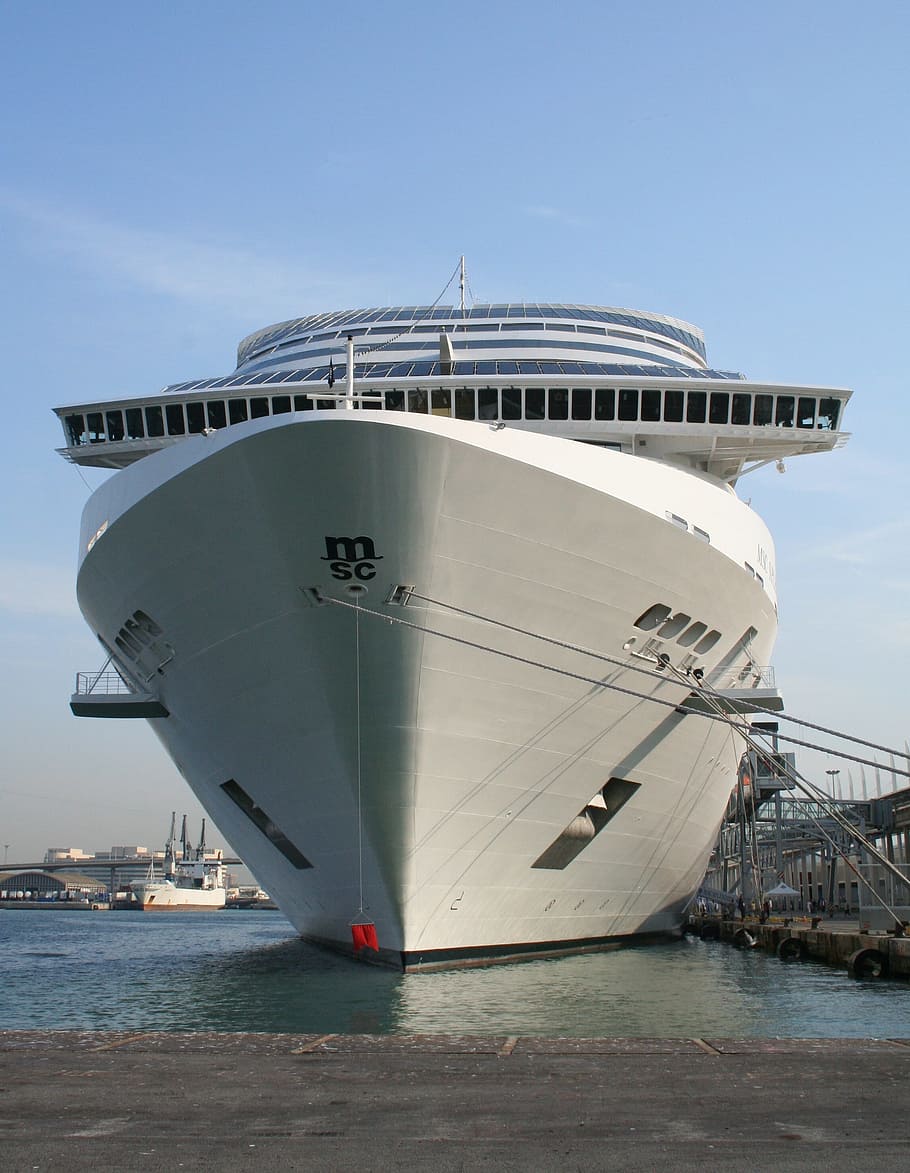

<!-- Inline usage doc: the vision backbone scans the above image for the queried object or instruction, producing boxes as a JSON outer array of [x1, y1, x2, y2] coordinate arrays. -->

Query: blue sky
[[1, 1, 908, 862]]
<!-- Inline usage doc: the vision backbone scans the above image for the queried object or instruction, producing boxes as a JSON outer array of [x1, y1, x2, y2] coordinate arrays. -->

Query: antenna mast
[[459, 255, 466, 314]]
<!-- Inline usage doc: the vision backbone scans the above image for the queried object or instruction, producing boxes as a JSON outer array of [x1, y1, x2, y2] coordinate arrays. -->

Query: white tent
[[765, 882, 799, 897]]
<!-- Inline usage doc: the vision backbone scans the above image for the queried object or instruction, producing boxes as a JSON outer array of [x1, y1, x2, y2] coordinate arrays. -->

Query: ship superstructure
[[130, 814, 226, 910], [55, 294, 850, 968]]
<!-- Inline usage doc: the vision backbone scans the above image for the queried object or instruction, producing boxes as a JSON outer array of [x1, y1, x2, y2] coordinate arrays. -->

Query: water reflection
[[2, 911, 908, 1037]]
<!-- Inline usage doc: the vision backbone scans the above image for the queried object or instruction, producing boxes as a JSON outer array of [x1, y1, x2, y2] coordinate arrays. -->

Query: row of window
[[169, 359, 741, 396], [262, 321, 697, 358], [240, 306, 707, 365], [242, 336, 697, 378], [633, 603, 723, 653], [64, 386, 842, 445]]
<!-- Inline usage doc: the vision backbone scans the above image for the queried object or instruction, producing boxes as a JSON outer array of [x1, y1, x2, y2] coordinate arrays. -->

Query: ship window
[[106, 410, 125, 442], [633, 603, 671, 630], [316, 399, 336, 411], [618, 388, 639, 421], [571, 388, 592, 420], [775, 396, 794, 427], [525, 387, 545, 420], [531, 777, 641, 870], [206, 401, 226, 429], [250, 397, 270, 419], [731, 393, 752, 425], [797, 397, 816, 429], [657, 612, 691, 638], [409, 387, 429, 414], [641, 388, 661, 422], [818, 397, 840, 430], [220, 779, 313, 870], [145, 405, 164, 437], [382, 389, 402, 412], [745, 562, 756, 576], [502, 387, 522, 420], [455, 388, 476, 419], [693, 526, 710, 543], [478, 387, 498, 419], [125, 408, 145, 439], [87, 412, 105, 443], [686, 392, 706, 423], [229, 399, 248, 425], [115, 633, 142, 661], [360, 392, 382, 410], [709, 392, 729, 424], [548, 388, 568, 420], [293, 395, 313, 412], [272, 395, 291, 414], [694, 629, 722, 654], [165, 404, 186, 436], [65, 414, 86, 445], [753, 395, 773, 425], [677, 621, 707, 647], [665, 512, 688, 530], [664, 390, 684, 422], [186, 402, 206, 433], [595, 388, 615, 420]]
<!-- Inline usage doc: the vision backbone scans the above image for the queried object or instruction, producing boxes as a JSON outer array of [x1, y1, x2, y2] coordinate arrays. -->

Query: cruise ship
[[55, 282, 850, 969]]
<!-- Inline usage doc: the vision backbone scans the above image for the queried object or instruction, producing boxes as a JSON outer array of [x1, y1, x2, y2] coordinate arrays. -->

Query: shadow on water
[[2, 911, 908, 1036]]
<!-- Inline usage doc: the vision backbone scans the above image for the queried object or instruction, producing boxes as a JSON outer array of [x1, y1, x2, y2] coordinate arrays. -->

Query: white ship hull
[[76, 411, 777, 967], [131, 880, 226, 911]]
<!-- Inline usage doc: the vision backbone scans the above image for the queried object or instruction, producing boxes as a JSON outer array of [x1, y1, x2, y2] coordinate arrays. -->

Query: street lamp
[[826, 769, 841, 799]]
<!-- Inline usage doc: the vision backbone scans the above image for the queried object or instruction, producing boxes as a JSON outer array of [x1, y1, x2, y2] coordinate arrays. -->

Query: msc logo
[[321, 535, 383, 581]]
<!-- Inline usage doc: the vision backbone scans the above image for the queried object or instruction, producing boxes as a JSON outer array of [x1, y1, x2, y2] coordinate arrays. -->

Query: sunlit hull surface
[[76, 411, 777, 968]]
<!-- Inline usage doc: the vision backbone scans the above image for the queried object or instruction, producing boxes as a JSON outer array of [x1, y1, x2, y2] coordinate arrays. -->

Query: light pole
[[826, 769, 841, 799]]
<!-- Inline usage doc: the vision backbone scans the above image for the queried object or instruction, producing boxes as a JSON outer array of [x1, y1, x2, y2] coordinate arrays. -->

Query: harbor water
[[2, 910, 908, 1037]]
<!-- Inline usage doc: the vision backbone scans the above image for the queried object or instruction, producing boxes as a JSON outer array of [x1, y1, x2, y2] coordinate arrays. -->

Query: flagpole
[[344, 334, 354, 410]]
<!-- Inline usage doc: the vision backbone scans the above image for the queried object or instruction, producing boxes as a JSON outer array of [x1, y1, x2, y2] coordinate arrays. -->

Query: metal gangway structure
[[701, 723, 910, 929]]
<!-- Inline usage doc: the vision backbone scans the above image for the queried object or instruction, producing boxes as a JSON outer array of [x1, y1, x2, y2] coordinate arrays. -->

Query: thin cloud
[[0, 560, 79, 619], [0, 191, 350, 321], [524, 204, 590, 229], [793, 517, 910, 571]]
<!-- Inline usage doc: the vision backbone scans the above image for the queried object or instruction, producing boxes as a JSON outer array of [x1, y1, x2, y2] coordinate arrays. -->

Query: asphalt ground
[[2, 1031, 908, 1171]]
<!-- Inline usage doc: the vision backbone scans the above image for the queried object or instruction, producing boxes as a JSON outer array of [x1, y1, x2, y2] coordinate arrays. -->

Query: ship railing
[[712, 664, 776, 690], [74, 669, 135, 696], [74, 654, 135, 697], [71, 657, 169, 719]]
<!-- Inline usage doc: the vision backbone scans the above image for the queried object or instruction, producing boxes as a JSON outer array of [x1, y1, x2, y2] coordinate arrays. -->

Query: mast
[[164, 811, 176, 879], [344, 334, 354, 410], [459, 255, 466, 314]]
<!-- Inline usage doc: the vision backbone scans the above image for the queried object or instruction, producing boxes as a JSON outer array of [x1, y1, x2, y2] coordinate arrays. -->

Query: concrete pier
[[688, 914, 910, 978], [2, 1030, 909, 1171]]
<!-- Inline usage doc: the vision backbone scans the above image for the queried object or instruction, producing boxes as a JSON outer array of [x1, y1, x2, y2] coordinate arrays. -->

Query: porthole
[[633, 604, 671, 631], [657, 612, 691, 639]]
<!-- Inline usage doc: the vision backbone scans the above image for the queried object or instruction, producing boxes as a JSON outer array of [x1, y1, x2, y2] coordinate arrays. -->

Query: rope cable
[[410, 591, 910, 765], [348, 259, 464, 363]]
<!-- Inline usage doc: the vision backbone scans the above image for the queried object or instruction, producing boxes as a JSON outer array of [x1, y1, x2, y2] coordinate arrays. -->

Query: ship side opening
[[220, 779, 313, 869], [531, 778, 642, 870]]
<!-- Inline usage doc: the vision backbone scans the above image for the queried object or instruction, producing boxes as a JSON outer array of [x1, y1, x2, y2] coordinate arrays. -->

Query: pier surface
[[2, 1031, 909, 1171]]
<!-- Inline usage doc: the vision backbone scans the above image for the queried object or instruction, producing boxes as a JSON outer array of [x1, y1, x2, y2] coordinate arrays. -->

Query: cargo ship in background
[[130, 815, 226, 911], [56, 263, 851, 968]]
